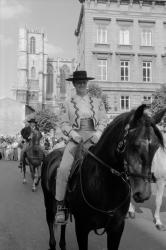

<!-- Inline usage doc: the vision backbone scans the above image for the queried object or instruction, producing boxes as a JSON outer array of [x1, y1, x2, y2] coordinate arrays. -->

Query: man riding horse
[[18, 118, 42, 169], [54, 70, 108, 224]]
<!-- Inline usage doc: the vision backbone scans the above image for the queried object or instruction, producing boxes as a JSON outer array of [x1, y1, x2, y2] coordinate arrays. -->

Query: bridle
[[116, 123, 156, 183]]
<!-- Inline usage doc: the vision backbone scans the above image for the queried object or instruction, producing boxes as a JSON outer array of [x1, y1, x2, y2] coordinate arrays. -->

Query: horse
[[41, 104, 165, 250], [22, 129, 45, 191], [149, 131, 166, 231], [127, 131, 166, 231]]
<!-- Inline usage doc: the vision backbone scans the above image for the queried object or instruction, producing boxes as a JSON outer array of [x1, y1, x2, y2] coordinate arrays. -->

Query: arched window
[[60, 64, 70, 94], [31, 66, 36, 79], [30, 37, 36, 54], [46, 63, 53, 100]]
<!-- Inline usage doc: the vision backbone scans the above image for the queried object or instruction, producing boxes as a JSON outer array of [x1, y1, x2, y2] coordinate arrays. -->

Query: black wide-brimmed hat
[[27, 118, 37, 123], [66, 70, 94, 82]]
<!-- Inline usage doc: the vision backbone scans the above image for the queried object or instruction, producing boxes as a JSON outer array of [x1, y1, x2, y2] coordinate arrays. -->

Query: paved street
[[0, 159, 166, 250]]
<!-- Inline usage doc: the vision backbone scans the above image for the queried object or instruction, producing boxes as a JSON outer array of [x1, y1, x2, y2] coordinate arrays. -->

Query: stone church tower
[[13, 27, 76, 112]]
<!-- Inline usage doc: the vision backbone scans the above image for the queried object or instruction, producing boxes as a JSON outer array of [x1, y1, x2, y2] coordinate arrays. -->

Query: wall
[[0, 98, 25, 136]]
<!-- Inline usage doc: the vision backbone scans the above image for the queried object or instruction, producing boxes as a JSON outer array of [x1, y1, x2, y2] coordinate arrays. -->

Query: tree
[[26, 109, 59, 133], [88, 82, 102, 98], [88, 82, 111, 112], [151, 84, 166, 123], [101, 93, 111, 113]]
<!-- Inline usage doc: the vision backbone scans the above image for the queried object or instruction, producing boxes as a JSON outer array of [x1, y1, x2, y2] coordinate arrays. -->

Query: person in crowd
[[1, 139, 7, 159], [17, 140, 25, 162], [44, 138, 51, 151], [12, 139, 19, 161], [55, 70, 108, 224], [5, 142, 13, 160]]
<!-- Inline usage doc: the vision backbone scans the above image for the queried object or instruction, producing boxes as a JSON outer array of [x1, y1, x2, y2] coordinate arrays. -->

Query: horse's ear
[[132, 104, 147, 125], [152, 108, 166, 124]]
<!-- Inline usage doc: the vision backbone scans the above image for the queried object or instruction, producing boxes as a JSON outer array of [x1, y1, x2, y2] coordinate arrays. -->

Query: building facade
[[76, 0, 166, 119], [13, 27, 76, 112]]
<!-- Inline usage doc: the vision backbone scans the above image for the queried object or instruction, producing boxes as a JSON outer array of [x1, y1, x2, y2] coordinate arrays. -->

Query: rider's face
[[73, 80, 88, 96], [30, 122, 36, 128]]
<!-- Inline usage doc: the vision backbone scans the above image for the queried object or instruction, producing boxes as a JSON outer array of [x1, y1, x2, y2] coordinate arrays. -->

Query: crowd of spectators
[[0, 135, 21, 161], [0, 128, 68, 161]]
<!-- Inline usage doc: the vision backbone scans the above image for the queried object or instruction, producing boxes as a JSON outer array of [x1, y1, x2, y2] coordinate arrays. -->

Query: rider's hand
[[90, 134, 98, 144], [73, 135, 83, 144], [69, 130, 82, 144]]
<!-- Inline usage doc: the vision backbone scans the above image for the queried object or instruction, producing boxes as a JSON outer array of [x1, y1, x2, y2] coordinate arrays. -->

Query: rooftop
[[79, 0, 166, 6]]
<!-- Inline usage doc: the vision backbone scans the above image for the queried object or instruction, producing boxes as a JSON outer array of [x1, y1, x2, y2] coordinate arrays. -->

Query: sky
[[0, 0, 81, 98]]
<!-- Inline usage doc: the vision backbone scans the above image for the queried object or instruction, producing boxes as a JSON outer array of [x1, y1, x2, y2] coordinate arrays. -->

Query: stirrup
[[55, 203, 68, 225]]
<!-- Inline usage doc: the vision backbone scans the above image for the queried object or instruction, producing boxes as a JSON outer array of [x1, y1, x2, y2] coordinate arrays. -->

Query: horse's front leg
[[22, 161, 27, 184], [59, 225, 67, 250], [32, 166, 37, 192], [107, 221, 125, 250], [154, 179, 166, 231], [35, 164, 42, 187], [75, 219, 89, 250], [46, 202, 56, 250]]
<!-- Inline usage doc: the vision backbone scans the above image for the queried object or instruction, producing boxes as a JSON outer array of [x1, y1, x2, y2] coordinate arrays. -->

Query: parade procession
[[1, 0, 166, 249]]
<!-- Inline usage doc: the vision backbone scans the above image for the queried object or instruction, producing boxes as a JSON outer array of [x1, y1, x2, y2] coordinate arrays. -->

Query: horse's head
[[31, 129, 42, 146], [123, 105, 165, 203]]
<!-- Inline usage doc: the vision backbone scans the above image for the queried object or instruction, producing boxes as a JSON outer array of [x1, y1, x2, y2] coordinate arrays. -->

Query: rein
[[78, 147, 131, 235], [87, 150, 125, 178], [87, 149, 155, 183], [79, 147, 131, 216]]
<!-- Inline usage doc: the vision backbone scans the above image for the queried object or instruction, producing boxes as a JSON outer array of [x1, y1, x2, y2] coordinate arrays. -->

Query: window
[[97, 26, 107, 44], [30, 37, 36, 54], [97, 59, 107, 81], [46, 64, 53, 99], [120, 61, 129, 81], [141, 30, 152, 46], [31, 66, 36, 79], [119, 29, 130, 45], [143, 61, 152, 82], [143, 96, 152, 103], [120, 96, 130, 110]]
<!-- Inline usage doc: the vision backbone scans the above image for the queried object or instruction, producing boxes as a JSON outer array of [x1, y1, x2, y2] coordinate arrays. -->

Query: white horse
[[128, 132, 166, 231], [151, 133, 166, 230]]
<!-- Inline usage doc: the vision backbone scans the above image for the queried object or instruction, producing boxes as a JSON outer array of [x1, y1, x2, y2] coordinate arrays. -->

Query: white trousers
[[55, 130, 95, 201]]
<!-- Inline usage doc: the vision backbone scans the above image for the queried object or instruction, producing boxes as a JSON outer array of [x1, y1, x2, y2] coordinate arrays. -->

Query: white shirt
[[74, 95, 93, 119]]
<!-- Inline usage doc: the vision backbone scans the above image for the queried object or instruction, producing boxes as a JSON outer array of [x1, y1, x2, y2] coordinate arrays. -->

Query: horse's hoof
[[23, 179, 27, 184], [156, 224, 166, 231], [128, 211, 135, 219], [32, 187, 36, 192]]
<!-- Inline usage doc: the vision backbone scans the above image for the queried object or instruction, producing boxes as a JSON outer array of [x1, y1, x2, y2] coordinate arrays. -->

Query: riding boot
[[55, 200, 66, 224]]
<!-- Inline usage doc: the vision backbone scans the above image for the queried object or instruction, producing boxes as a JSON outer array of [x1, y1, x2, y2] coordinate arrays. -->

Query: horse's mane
[[95, 109, 164, 154], [95, 110, 133, 154]]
